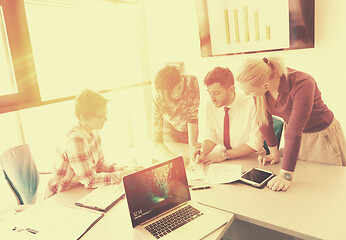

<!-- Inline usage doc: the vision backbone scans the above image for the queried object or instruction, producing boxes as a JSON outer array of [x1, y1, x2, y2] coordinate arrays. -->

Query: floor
[[221, 219, 303, 240]]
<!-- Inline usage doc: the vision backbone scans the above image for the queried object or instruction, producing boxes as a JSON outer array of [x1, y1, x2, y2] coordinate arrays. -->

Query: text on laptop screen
[[124, 157, 191, 227]]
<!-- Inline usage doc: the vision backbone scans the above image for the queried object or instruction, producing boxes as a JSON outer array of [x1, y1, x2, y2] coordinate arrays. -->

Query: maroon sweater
[[260, 68, 334, 171]]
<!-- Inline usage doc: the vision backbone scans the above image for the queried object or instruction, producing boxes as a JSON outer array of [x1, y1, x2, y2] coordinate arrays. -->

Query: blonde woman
[[236, 57, 346, 191]]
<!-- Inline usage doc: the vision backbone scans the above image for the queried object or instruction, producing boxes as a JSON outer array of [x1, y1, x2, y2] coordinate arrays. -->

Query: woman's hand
[[257, 148, 280, 165], [182, 156, 191, 166], [267, 169, 293, 191], [191, 142, 202, 149]]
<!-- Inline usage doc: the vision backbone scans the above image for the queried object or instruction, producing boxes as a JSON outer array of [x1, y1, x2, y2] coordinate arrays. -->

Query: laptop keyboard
[[144, 205, 204, 239]]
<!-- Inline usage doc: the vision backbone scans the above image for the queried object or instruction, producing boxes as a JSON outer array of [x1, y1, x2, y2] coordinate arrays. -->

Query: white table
[[47, 142, 346, 240], [157, 142, 346, 240], [48, 184, 233, 240], [190, 157, 346, 240]]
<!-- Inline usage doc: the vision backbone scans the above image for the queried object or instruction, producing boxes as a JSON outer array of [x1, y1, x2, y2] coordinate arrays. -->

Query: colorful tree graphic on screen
[[145, 163, 173, 204]]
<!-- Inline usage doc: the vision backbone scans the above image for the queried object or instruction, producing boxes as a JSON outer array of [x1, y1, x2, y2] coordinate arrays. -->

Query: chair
[[0, 144, 39, 205], [263, 117, 284, 155]]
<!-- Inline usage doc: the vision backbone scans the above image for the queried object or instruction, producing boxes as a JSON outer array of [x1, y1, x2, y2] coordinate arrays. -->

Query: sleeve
[[94, 131, 108, 172], [204, 101, 218, 144], [152, 95, 164, 146], [187, 76, 200, 124], [245, 101, 263, 151], [93, 132, 122, 172], [66, 136, 121, 188], [282, 79, 315, 171]]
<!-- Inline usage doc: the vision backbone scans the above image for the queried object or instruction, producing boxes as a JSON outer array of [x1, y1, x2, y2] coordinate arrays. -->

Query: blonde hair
[[74, 89, 109, 120], [236, 57, 287, 125]]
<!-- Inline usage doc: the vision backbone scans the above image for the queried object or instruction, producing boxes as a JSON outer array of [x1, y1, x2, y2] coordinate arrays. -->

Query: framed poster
[[196, 0, 314, 57]]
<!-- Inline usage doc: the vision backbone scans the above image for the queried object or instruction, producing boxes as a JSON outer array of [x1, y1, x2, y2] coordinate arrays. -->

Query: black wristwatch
[[223, 150, 231, 160]]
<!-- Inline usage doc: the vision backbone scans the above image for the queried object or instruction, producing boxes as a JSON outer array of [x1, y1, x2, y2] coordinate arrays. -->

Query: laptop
[[123, 156, 229, 240], [75, 184, 125, 212]]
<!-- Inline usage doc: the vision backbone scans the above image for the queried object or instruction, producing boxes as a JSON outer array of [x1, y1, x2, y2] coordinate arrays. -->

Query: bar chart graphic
[[223, 6, 272, 44], [207, 0, 289, 55]]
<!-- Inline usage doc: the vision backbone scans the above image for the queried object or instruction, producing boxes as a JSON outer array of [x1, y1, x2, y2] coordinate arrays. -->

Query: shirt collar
[[75, 122, 95, 140], [225, 89, 245, 109]]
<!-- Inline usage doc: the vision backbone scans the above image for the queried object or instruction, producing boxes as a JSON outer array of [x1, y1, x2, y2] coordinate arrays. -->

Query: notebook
[[75, 183, 125, 212], [0, 202, 104, 240], [123, 156, 229, 240]]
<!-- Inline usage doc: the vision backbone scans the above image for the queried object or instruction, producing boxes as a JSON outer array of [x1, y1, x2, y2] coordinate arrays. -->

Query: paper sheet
[[205, 163, 241, 184], [186, 163, 206, 180], [0, 201, 103, 240]]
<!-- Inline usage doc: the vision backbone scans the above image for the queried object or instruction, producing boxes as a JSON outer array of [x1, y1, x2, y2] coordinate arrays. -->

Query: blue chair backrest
[[263, 117, 284, 155], [0, 144, 39, 205]]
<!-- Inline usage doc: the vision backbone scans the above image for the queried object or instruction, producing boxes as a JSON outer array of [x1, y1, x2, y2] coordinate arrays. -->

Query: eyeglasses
[[92, 113, 107, 121]]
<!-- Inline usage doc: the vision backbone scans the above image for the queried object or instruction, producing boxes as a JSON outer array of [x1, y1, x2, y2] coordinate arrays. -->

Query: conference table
[[190, 157, 346, 240], [48, 143, 346, 240], [161, 142, 346, 240], [49, 184, 233, 240]]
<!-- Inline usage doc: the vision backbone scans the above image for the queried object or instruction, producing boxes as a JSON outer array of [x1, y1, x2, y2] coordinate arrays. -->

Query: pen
[[12, 226, 38, 234], [191, 186, 211, 191], [26, 228, 38, 234]]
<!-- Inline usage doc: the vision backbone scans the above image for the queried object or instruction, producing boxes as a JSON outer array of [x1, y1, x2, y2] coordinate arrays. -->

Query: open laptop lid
[[123, 157, 191, 228]]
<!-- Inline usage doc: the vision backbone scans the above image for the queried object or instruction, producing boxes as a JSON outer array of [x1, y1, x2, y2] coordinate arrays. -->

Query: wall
[[144, 0, 346, 132]]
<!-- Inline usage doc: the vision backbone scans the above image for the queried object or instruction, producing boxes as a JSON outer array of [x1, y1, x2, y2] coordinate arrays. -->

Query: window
[[0, 0, 153, 172], [0, 7, 17, 96], [24, 0, 146, 101], [0, 0, 40, 112]]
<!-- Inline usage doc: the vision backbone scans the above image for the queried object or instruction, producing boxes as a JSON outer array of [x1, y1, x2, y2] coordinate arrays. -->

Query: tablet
[[240, 168, 275, 188]]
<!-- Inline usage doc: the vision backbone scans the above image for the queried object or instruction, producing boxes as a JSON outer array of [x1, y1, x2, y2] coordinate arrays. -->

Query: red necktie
[[224, 107, 231, 150]]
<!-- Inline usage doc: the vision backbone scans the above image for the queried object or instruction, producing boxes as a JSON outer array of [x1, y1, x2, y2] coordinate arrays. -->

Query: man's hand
[[192, 142, 202, 149], [198, 150, 225, 165], [193, 149, 205, 164]]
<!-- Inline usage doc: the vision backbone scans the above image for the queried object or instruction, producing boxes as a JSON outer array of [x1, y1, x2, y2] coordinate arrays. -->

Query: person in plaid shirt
[[152, 66, 200, 160], [45, 89, 142, 199]]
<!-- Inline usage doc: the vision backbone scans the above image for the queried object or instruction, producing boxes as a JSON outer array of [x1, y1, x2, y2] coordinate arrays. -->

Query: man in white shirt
[[195, 67, 263, 164]]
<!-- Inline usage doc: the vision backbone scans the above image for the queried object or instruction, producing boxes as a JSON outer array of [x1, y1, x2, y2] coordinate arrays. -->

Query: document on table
[[205, 163, 241, 184], [186, 163, 206, 180], [75, 184, 125, 212], [0, 206, 17, 222], [0, 201, 104, 240]]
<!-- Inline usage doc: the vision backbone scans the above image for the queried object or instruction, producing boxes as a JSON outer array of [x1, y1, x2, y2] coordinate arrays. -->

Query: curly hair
[[154, 65, 181, 98], [204, 67, 234, 88]]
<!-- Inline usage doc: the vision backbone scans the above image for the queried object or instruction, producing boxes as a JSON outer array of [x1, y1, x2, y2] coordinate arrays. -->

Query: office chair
[[263, 117, 284, 155], [0, 144, 39, 205]]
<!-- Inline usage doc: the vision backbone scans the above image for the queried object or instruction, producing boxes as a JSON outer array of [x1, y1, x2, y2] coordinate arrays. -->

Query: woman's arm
[[188, 122, 199, 147], [187, 76, 200, 147], [152, 96, 176, 159], [266, 77, 315, 192], [282, 79, 315, 172]]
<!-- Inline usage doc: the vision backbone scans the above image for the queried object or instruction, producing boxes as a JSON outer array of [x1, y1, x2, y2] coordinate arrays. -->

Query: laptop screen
[[123, 157, 191, 228]]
